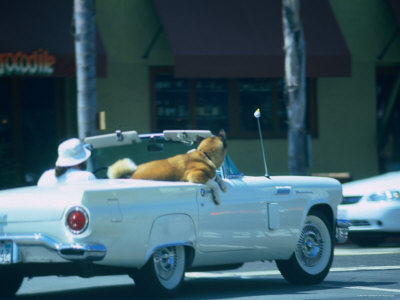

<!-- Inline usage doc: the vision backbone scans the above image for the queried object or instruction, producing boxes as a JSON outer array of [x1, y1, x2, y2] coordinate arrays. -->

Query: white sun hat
[[55, 138, 91, 167]]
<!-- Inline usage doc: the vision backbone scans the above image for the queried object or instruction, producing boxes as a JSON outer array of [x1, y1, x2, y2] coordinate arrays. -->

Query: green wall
[[94, 0, 400, 179], [95, 0, 173, 133], [312, 0, 400, 179]]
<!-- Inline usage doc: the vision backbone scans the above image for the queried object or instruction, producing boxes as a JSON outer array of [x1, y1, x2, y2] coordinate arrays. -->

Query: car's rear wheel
[[276, 211, 333, 285], [133, 245, 186, 297], [0, 268, 23, 297]]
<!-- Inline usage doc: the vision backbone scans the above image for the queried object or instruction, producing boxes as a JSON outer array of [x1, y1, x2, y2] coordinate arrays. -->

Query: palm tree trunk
[[74, 0, 97, 139], [282, 0, 307, 175]]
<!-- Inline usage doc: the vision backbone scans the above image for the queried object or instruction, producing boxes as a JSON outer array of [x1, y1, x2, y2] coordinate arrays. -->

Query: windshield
[[87, 135, 241, 179], [88, 137, 198, 178]]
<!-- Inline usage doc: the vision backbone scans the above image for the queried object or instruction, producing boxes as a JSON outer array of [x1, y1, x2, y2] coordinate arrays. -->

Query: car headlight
[[367, 190, 400, 202]]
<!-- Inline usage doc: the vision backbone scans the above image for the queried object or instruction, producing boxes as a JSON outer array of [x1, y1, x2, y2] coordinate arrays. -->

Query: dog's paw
[[218, 180, 228, 192], [211, 190, 221, 205], [214, 175, 228, 192], [205, 179, 222, 205]]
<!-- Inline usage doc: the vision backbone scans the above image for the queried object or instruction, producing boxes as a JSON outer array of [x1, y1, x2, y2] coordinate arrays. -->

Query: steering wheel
[[92, 166, 109, 178]]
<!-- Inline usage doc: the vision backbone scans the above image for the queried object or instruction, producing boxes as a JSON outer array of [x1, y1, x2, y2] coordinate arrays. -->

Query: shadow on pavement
[[10, 277, 398, 300]]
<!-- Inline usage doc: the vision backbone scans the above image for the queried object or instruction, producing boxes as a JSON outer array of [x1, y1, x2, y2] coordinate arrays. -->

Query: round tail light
[[66, 207, 89, 234]]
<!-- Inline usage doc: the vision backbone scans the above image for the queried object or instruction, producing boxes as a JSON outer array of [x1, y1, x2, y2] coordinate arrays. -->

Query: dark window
[[150, 67, 318, 138], [376, 67, 400, 173], [0, 77, 66, 188], [195, 79, 229, 131], [154, 74, 190, 130]]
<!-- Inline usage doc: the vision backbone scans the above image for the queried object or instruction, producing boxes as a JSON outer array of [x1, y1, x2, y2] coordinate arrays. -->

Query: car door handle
[[200, 188, 213, 197], [275, 186, 291, 195]]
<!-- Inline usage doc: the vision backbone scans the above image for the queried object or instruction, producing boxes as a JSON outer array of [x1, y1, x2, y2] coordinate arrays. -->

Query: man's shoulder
[[67, 169, 95, 180], [37, 169, 56, 186]]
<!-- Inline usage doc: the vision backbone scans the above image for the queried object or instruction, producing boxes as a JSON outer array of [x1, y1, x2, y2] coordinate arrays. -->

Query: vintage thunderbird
[[0, 130, 349, 297]]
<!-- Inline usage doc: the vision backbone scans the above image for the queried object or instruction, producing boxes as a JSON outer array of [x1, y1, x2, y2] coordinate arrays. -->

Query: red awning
[[0, 0, 106, 78], [153, 0, 351, 78]]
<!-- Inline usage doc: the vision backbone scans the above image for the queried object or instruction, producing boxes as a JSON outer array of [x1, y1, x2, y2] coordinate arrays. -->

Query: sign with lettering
[[0, 49, 56, 76]]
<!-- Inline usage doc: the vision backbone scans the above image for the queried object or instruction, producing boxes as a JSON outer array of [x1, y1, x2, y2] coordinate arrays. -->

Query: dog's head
[[197, 129, 227, 168]]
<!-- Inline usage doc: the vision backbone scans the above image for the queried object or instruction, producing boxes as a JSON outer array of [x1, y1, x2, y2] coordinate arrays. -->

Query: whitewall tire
[[276, 211, 334, 285], [133, 245, 186, 297]]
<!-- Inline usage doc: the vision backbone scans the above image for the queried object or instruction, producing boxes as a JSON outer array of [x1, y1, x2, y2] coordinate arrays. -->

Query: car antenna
[[115, 126, 124, 142], [254, 109, 270, 179]]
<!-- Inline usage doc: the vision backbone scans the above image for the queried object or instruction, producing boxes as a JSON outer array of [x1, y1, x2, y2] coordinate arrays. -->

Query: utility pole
[[73, 0, 97, 139], [282, 0, 307, 175]]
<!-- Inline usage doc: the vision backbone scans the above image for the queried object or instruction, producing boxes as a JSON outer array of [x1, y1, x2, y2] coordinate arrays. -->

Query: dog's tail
[[107, 158, 137, 179]]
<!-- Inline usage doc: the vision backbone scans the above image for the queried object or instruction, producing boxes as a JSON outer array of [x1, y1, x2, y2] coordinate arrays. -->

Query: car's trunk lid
[[0, 185, 84, 222]]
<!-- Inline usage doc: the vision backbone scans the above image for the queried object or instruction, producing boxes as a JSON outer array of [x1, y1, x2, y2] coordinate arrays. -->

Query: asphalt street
[[12, 239, 400, 300]]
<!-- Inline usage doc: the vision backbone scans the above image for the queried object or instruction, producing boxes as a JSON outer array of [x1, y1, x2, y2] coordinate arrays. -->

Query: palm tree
[[73, 0, 97, 139], [282, 0, 308, 175]]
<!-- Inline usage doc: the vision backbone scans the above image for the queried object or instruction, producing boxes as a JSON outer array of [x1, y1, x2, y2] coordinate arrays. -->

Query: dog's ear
[[217, 129, 227, 148], [217, 129, 226, 140]]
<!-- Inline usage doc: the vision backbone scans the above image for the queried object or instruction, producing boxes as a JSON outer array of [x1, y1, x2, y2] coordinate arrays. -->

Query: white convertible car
[[0, 130, 349, 297]]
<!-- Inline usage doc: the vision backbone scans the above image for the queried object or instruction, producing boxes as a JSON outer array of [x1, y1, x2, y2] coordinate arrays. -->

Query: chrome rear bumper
[[336, 219, 351, 243], [0, 233, 106, 264]]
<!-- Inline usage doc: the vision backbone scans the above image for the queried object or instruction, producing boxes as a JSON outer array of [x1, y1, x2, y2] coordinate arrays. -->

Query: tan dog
[[107, 130, 228, 204]]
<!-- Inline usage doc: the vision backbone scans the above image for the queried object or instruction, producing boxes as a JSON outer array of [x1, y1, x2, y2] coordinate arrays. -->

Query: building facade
[[0, 0, 399, 188]]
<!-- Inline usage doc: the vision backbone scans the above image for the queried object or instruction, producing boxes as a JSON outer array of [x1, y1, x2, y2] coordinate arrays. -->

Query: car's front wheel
[[276, 211, 334, 285], [133, 245, 186, 297]]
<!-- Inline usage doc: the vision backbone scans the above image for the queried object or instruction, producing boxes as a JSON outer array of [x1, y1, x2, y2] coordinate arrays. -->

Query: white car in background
[[338, 172, 400, 246]]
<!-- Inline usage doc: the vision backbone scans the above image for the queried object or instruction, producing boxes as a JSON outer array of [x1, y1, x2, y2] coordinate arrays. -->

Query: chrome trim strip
[[0, 233, 106, 262], [274, 186, 292, 195]]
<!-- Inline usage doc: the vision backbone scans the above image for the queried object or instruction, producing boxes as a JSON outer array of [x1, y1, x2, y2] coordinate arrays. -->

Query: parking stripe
[[335, 247, 400, 256], [186, 270, 281, 278], [185, 265, 400, 279], [345, 286, 400, 294], [331, 265, 400, 272]]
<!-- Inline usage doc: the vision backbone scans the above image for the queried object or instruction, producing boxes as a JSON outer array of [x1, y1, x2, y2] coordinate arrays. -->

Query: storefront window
[[195, 79, 229, 131], [151, 67, 317, 138], [239, 79, 274, 131], [0, 77, 65, 188], [155, 74, 190, 130], [377, 67, 400, 173], [277, 79, 288, 131], [0, 78, 18, 188]]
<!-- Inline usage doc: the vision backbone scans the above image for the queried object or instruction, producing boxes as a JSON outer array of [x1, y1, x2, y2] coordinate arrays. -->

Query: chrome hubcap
[[296, 223, 323, 267], [153, 247, 177, 281]]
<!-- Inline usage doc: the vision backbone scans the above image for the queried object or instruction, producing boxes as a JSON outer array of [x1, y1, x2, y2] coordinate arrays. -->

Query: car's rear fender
[[144, 214, 196, 265]]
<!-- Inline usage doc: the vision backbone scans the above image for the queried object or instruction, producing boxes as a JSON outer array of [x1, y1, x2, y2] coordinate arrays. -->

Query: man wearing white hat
[[37, 138, 96, 186]]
